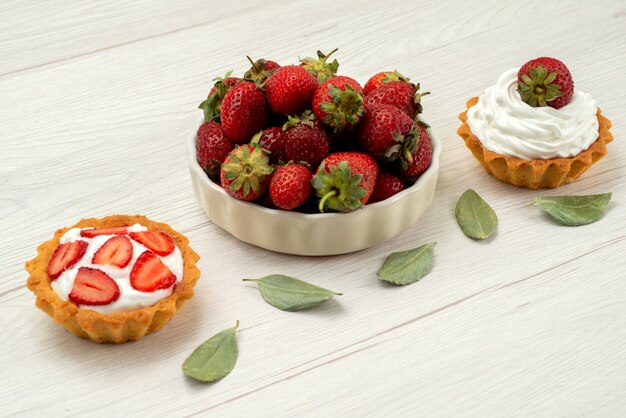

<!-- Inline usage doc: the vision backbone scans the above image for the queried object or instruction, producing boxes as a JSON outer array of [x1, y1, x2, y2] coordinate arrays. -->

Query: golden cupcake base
[[457, 97, 613, 189], [25, 215, 200, 344]]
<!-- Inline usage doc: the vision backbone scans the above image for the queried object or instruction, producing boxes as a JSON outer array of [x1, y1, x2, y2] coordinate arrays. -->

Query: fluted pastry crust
[[457, 97, 613, 189], [25, 214, 201, 343]]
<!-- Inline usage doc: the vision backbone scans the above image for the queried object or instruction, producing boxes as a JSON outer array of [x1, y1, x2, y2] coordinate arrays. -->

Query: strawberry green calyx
[[222, 146, 273, 197], [396, 126, 421, 171], [518, 66, 562, 107], [417, 119, 430, 129], [249, 130, 270, 154], [250, 130, 263, 146], [319, 84, 366, 131], [283, 109, 317, 130], [381, 122, 420, 164], [413, 82, 431, 115], [244, 56, 278, 88], [312, 161, 367, 213], [199, 71, 234, 122], [382, 70, 410, 84], [300, 49, 339, 83]]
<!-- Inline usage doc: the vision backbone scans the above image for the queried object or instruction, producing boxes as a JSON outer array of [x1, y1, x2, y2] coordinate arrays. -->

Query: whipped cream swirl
[[466, 68, 599, 160]]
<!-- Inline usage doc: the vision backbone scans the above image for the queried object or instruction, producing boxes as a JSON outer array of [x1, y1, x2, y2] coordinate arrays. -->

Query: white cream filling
[[467, 68, 599, 160], [52, 224, 183, 314]]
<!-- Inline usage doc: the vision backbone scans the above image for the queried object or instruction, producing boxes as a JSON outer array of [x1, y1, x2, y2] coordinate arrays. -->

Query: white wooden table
[[2, 1, 625, 416]]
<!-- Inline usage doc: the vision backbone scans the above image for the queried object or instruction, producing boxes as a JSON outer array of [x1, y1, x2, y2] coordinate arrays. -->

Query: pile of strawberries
[[195, 49, 433, 213]]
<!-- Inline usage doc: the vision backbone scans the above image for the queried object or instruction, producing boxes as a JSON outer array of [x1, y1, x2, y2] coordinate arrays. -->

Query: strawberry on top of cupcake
[[517, 57, 574, 109], [458, 56, 613, 189]]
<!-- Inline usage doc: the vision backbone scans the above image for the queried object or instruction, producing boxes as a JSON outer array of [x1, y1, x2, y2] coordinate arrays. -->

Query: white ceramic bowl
[[188, 119, 441, 256]]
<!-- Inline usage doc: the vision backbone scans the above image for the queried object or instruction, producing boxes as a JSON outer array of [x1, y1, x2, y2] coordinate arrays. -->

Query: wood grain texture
[[1, 0, 625, 416]]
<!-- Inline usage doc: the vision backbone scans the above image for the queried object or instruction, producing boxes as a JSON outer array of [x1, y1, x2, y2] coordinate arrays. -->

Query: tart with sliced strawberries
[[25, 214, 200, 343]]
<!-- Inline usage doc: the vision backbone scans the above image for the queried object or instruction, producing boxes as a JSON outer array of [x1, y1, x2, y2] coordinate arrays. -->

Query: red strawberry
[[130, 251, 176, 292], [80, 226, 128, 238], [68, 267, 120, 306], [364, 81, 429, 118], [47, 240, 89, 280], [283, 110, 330, 169], [196, 121, 235, 179], [220, 144, 273, 201], [299, 48, 339, 83], [221, 81, 270, 143], [312, 152, 379, 212], [129, 231, 175, 256], [92, 236, 133, 268], [198, 72, 241, 122], [363, 70, 409, 96], [269, 164, 313, 210], [265, 65, 318, 115], [251, 127, 287, 163], [312, 75, 365, 131], [357, 103, 415, 162], [518, 57, 574, 109], [244, 56, 280, 87], [368, 172, 405, 203], [397, 123, 433, 179]]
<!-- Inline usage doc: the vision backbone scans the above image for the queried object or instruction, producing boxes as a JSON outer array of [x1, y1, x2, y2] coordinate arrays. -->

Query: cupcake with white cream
[[458, 57, 613, 189]]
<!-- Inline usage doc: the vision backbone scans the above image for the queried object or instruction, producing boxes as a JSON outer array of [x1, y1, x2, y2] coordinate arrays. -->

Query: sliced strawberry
[[80, 226, 128, 238], [129, 231, 175, 256], [68, 267, 120, 306], [130, 251, 177, 292], [47, 240, 89, 280], [92, 236, 133, 268]]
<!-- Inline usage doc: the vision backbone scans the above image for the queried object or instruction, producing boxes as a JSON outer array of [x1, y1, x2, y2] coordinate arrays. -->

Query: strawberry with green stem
[[312, 75, 365, 131], [220, 81, 270, 143], [300, 48, 339, 83], [312, 152, 378, 212], [244, 56, 280, 87], [357, 103, 417, 163], [283, 110, 330, 169], [265, 65, 318, 115], [517, 57, 573, 109], [198, 72, 241, 122], [364, 81, 429, 118], [250, 127, 287, 164], [363, 70, 409, 96], [397, 122, 433, 180], [220, 144, 273, 201]]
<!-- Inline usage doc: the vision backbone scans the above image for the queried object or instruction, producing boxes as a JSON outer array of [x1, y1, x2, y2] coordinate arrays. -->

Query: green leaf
[[532, 193, 612, 226], [243, 275, 341, 311], [182, 321, 239, 383], [377, 242, 436, 286], [455, 189, 498, 240]]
